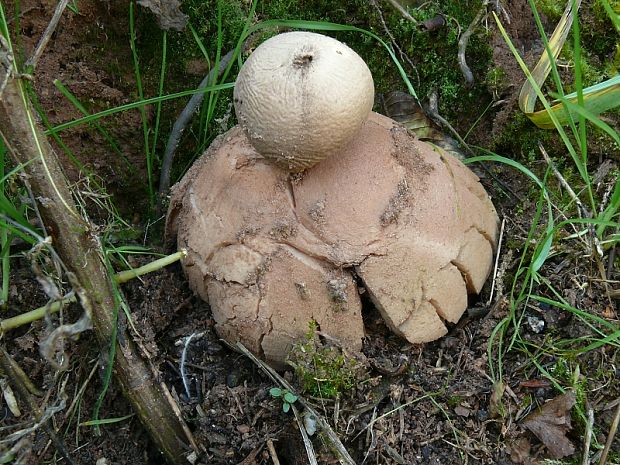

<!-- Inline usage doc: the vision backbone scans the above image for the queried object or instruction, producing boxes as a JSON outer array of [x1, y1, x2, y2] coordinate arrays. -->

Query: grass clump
[[287, 321, 367, 399]]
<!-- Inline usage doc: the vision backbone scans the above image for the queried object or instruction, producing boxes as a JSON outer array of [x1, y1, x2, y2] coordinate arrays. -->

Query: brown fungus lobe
[[166, 112, 499, 367]]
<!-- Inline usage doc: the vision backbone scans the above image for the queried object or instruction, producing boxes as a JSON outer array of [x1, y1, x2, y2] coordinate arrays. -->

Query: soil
[[1, 1, 619, 465]]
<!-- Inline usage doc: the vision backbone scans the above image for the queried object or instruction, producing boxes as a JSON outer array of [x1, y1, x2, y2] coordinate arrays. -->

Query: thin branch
[[457, 0, 488, 86], [26, 0, 71, 69], [583, 407, 594, 465], [1, 250, 186, 334], [115, 249, 187, 283], [0, 346, 76, 465], [0, 63, 192, 461], [488, 217, 506, 305], [266, 439, 282, 465], [384, 0, 418, 24], [371, 0, 420, 90], [539, 142, 588, 217], [292, 403, 319, 465], [236, 342, 356, 465], [599, 400, 620, 465], [539, 142, 610, 304]]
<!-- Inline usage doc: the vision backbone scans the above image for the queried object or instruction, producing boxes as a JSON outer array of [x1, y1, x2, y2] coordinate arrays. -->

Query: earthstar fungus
[[166, 32, 499, 367]]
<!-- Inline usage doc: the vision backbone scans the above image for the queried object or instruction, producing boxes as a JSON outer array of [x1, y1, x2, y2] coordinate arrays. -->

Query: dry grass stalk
[[0, 57, 192, 463]]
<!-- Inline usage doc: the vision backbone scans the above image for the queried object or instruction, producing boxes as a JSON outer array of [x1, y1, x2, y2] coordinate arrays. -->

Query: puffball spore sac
[[233, 31, 375, 172]]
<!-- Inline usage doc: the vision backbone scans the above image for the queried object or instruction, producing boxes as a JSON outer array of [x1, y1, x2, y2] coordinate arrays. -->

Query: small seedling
[[269, 387, 298, 413], [288, 321, 368, 399]]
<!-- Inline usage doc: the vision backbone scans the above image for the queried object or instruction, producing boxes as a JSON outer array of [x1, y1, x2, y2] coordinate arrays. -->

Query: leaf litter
[[521, 391, 576, 459]]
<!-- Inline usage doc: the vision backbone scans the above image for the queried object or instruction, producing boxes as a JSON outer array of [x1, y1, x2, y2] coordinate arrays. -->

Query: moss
[[147, 0, 494, 130], [534, 0, 564, 21], [582, 1, 620, 61], [494, 111, 554, 158], [485, 66, 510, 100], [446, 395, 464, 408], [379, 0, 493, 122], [287, 321, 367, 399]]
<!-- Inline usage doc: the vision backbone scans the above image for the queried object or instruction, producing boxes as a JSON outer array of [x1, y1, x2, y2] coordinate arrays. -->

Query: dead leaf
[[0, 378, 21, 417], [506, 437, 531, 464], [137, 0, 188, 31], [454, 405, 471, 417], [602, 304, 617, 320], [15, 333, 36, 351], [521, 391, 576, 459], [489, 380, 506, 418], [519, 379, 551, 389]]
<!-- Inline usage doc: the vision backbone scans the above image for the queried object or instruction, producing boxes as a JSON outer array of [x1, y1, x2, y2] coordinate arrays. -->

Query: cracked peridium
[[167, 112, 499, 366]]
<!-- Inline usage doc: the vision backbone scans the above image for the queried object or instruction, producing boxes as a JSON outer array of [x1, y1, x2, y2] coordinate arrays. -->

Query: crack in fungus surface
[[168, 112, 498, 365]]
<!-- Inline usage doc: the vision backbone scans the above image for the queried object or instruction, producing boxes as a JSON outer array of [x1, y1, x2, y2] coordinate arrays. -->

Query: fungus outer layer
[[233, 31, 374, 172], [166, 112, 499, 367]]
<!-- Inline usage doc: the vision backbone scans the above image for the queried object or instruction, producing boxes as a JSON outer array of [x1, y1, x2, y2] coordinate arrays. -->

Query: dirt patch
[[7, 0, 151, 217], [487, 0, 543, 139]]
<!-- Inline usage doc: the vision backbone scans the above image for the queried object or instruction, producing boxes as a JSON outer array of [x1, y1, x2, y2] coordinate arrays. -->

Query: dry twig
[[370, 0, 420, 89], [26, 0, 71, 69], [292, 403, 319, 465], [539, 142, 611, 303], [583, 407, 594, 465], [0, 347, 75, 465], [488, 217, 506, 304], [266, 439, 282, 465], [599, 400, 620, 465], [235, 342, 356, 465], [458, 0, 488, 86], [0, 43, 192, 463], [384, 0, 418, 24]]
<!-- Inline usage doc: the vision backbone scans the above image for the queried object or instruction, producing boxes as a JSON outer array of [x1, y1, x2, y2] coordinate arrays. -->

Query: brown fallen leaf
[[521, 391, 576, 459], [519, 379, 551, 389], [489, 380, 506, 418], [137, 0, 188, 31], [506, 437, 531, 464]]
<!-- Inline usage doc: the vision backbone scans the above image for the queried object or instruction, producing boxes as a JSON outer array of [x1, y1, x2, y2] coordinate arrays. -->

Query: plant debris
[[521, 391, 576, 459], [137, 0, 188, 31]]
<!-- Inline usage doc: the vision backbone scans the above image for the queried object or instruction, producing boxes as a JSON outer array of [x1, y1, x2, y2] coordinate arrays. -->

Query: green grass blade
[[520, 0, 577, 114], [53, 80, 135, 172], [520, 1, 620, 131], [538, 75, 620, 128], [24, 82, 93, 179], [80, 413, 134, 427], [245, 19, 418, 100], [129, 1, 153, 207], [494, 13, 592, 199], [91, 256, 121, 433], [464, 153, 545, 189], [551, 93, 620, 148], [47, 82, 234, 135], [198, 0, 260, 149], [0, 2, 10, 43], [189, 23, 211, 63], [571, 0, 587, 162], [201, 0, 225, 145], [598, 179, 620, 238], [600, 0, 620, 32], [151, 30, 168, 171], [0, 141, 8, 307], [532, 295, 618, 332]]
